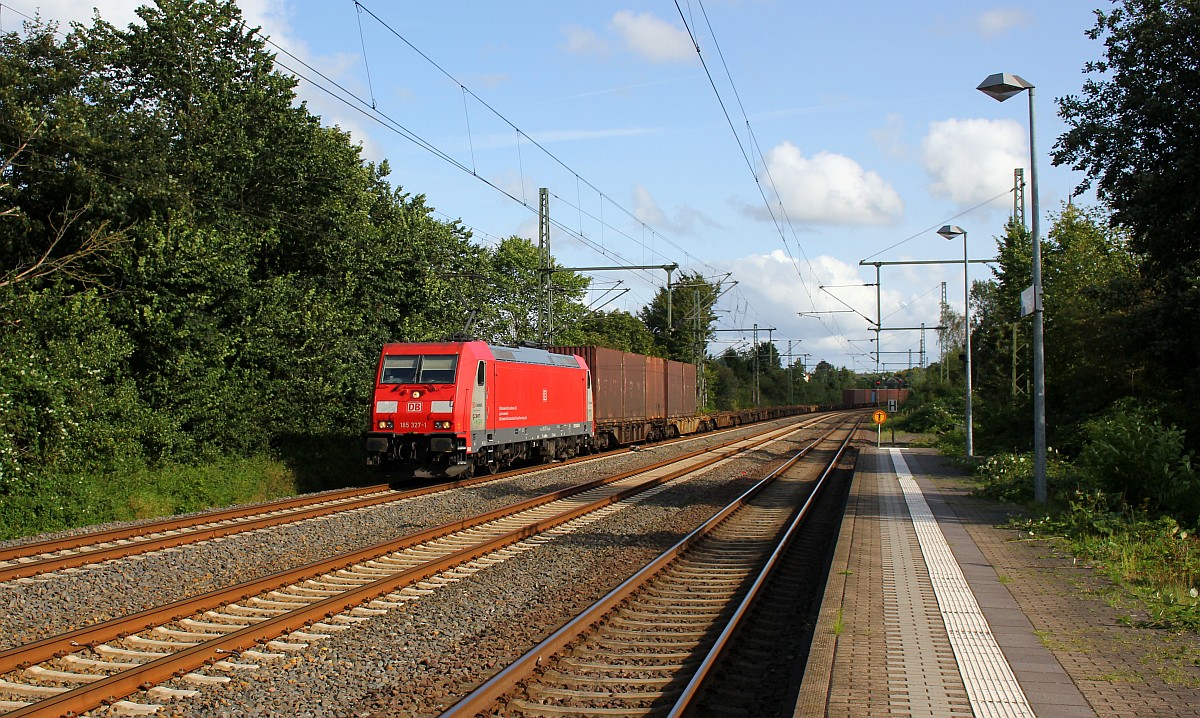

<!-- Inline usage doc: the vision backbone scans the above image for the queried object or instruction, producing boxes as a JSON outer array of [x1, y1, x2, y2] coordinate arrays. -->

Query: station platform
[[796, 446, 1200, 718]]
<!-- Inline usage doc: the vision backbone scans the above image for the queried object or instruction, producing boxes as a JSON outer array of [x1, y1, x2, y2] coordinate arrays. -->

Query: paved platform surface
[[796, 445, 1200, 717]]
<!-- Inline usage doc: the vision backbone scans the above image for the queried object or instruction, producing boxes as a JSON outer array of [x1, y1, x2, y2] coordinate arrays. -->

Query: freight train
[[841, 388, 911, 407], [364, 340, 823, 477]]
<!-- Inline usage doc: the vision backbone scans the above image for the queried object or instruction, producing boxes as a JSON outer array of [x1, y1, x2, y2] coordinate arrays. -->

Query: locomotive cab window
[[419, 355, 458, 384], [381, 354, 458, 384], [476, 361, 486, 386], [381, 355, 418, 384]]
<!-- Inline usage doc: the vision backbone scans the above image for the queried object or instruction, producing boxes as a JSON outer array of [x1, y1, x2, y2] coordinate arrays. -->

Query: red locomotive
[[365, 341, 594, 477], [366, 340, 825, 477]]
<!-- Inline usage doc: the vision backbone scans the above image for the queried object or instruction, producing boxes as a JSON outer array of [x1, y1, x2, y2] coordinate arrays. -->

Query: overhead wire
[[861, 188, 1014, 262], [679, 0, 1007, 368], [3, 0, 766, 335], [349, 1, 718, 282], [674, 0, 857, 362]]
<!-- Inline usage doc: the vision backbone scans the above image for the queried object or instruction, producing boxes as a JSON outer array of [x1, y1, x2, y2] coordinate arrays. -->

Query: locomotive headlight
[[411, 390, 422, 399], [433, 420, 453, 430], [377, 419, 394, 430]]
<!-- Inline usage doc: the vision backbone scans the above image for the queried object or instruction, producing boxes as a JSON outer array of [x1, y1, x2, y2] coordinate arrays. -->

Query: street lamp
[[938, 224, 973, 457], [978, 72, 1047, 503]]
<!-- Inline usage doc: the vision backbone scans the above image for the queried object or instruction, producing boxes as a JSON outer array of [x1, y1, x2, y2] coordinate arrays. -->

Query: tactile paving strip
[[890, 448, 1036, 718], [880, 463, 971, 716]]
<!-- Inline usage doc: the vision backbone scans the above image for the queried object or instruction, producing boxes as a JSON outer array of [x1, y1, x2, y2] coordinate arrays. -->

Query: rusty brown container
[[621, 351, 648, 421], [842, 387, 911, 406], [645, 355, 666, 420], [551, 346, 648, 421], [842, 388, 867, 406], [665, 360, 697, 417]]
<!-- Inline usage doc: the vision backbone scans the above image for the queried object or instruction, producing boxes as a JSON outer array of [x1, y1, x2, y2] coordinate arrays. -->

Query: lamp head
[[937, 224, 966, 240], [977, 72, 1033, 102]]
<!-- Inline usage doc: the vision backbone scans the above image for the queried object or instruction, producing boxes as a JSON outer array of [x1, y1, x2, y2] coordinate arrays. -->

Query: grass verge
[[0, 435, 375, 541]]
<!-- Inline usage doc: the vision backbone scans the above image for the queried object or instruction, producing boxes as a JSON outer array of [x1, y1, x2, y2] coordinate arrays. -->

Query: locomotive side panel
[[368, 341, 592, 476], [488, 356, 590, 439]]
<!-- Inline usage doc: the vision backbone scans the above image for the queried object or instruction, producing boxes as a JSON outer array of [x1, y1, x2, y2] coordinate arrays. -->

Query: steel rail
[[0, 412, 834, 580], [0, 418, 820, 717], [0, 450, 624, 576], [438, 418, 856, 717], [667, 418, 862, 714], [0, 486, 389, 564], [0, 421, 799, 674]]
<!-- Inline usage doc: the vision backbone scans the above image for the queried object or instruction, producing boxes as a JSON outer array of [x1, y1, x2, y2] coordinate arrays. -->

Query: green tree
[[462, 236, 588, 345], [570, 309, 662, 354], [1053, 0, 1200, 440], [639, 271, 723, 361], [0, 1, 496, 466], [968, 205, 1140, 454]]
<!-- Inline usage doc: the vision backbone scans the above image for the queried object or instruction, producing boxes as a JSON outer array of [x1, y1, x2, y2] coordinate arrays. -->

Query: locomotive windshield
[[381, 354, 458, 384]]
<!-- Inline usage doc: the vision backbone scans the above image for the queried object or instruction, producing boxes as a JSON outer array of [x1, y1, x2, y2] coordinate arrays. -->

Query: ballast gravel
[[0, 418, 826, 717]]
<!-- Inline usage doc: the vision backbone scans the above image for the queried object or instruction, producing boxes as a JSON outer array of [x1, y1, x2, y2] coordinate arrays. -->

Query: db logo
[[407, 402, 422, 412]]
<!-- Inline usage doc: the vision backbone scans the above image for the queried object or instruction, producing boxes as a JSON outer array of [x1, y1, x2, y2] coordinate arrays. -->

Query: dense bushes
[[971, 401, 1196, 524], [0, 1, 598, 539], [1075, 401, 1199, 525]]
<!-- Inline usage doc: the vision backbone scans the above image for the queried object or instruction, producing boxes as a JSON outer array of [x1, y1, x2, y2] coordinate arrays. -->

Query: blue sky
[[10, 0, 1105, 372]]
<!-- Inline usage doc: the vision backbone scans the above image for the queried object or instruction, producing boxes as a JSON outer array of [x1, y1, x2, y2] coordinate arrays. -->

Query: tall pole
[[752, 324, 760, 407], [666, 266, 675, 330], [978, 72, 1047, 502], [938, 225, 972, 457], [875, 264, 882, 377], [538, 188, 551, 344], [787, 340, 794, 405], [962, 231, 974, 457], [1028, 86, 1047, 502], [940, 282, 948, 382]]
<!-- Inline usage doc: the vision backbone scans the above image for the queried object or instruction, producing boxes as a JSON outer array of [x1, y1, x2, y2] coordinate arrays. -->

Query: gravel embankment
[[136, 426, 822, 718], [1, 419, 819, 654]]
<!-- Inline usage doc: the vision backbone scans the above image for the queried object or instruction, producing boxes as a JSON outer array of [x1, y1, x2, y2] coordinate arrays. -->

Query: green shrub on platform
[[1075, 401, 1199, 525], [973, 449, 1075, 504]]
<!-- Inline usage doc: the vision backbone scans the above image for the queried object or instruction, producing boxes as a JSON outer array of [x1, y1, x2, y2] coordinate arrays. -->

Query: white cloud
[[610, 11, 695, 63], [717, 250, 872, 365], [11, 0, 141, 28], [632, 185, 721, 236], [974, 7, 1032, 38], [633, 185, 667, 226], [921, 118, 1026, 206], [872, 113, 908, 160], [754, 142, 903, 226], [718, 249, 948, 370], [560, 25, 609, 56]]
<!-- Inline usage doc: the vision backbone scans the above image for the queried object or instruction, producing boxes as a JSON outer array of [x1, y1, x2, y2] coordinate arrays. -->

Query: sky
[[3, 0, 1107, 374]]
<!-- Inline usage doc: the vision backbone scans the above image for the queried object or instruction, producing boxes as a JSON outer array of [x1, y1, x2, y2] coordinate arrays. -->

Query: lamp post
[[937, 225, 973, 457], [978, 72, 1046, 503]]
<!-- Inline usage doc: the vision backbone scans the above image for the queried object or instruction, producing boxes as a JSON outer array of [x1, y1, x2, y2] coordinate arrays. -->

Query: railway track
[[0, 418, 830, 717], [0, 418, 796, 585], [440, 417, 861, 717]]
